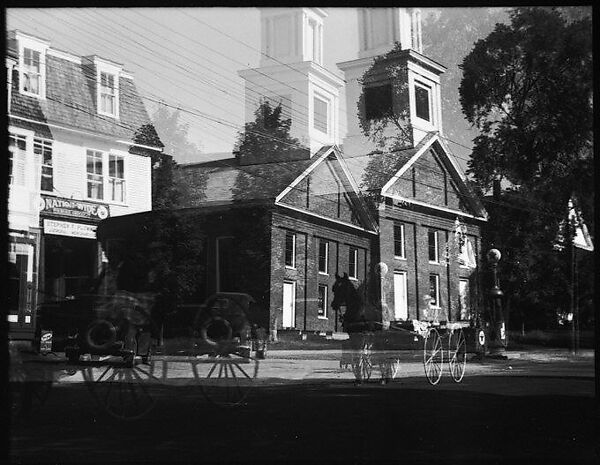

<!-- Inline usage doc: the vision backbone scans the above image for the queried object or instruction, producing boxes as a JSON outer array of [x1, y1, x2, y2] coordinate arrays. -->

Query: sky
[[7, 7, 507, 167]]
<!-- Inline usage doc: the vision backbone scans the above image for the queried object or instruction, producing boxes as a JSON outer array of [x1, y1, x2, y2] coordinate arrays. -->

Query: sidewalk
[[9, 339, 594, 384]]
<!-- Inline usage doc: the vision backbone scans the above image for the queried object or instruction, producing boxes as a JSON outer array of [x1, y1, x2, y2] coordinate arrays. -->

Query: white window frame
[[9, 133, 28, 186], [429, 273, 440, 308], [285, 231, 296, 269], [17, 34, 49, 99], [414, 80, 433, 124], [318, 239, 329, 275], [86, 149, 104, 200], [34, 138, 53, 193], [96, 62, 120, 119], [108, 153, 126, 203], [317, 284, 328, 319], [85, 149, 128, 204], [394, 223, 406, 259], [312, 93, 330, 135], [349, 246, 358, 280], [428, 229, 439, 264]]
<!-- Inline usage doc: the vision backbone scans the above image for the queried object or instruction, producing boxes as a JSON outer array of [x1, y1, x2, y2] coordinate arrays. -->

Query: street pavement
[[9, 344, 595, 386], [8, 343, 597, 464]]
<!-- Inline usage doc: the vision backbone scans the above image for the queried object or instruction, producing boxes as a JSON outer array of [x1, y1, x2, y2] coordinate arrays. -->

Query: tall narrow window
[[318, 239, 329, 274], [317, 284, 328, 318], [100, 72, 116, 116], [313, 95, 329, 133], [429, 274, 440, 307], [307, 19, 315, 61], [349, 247, 358, 279], [87, 150, 104, 200], [415, 82, 432, 122], [9, 134, 27, 186], [394, 223, 405, 258], [22, 48, 41, 95], [428, 229, 438, 263], [108, 154, 125, 202], [285, 232, 296, 268], [35, 138, 53, 192]]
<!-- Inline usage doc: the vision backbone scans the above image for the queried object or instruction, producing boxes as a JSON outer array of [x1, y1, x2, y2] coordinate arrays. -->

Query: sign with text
[[39, 195, 109, 221], [43, 219, 97, 239]]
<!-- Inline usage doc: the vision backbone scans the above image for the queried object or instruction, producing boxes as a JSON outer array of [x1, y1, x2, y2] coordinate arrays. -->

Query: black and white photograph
[[5, 5, 595, 464]]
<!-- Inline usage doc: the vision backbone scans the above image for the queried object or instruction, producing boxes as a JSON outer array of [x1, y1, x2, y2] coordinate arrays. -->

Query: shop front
[[38, 195, 110, 304]]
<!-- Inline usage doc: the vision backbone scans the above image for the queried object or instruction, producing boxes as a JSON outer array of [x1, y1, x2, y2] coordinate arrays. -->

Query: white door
[[393, 272, 408, 320], [282, 281, 296, 328]]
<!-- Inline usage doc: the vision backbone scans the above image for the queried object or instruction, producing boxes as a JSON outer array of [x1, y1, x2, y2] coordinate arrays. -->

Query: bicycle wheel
[[423, 328, 443, 385], [449, 328, 467, 383]]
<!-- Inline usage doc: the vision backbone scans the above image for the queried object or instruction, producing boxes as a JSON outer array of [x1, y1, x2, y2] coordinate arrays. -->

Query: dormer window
[[90, 57, 122, 118], [23, 48, 41, 95], [100, 72, 116, 116], [17, 33, 49, 99], [98, 71, 118, 118]]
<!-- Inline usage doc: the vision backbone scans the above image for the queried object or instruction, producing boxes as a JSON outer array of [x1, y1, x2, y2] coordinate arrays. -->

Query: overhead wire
[[9, 9, 573, 221]]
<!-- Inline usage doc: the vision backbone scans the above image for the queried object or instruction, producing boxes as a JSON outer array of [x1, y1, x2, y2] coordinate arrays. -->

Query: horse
[[331, 272, 394, 384], [331, 273, 373, 333]]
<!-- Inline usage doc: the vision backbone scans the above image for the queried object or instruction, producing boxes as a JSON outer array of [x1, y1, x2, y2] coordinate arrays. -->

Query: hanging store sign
[[39, 195, 109, 221], [43, 219, 97, 239]]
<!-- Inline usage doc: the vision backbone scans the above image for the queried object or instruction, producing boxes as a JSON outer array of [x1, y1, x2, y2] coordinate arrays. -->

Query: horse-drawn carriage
[[332, 273, 469, 385]]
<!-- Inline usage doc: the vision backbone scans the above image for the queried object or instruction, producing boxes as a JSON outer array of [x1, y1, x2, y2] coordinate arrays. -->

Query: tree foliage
[[459, 7, 593, 329], [234, 100, 308, 166], [459, 7, 593, 224], [146, 106, 208, 209], [357, 42, 413, 154]]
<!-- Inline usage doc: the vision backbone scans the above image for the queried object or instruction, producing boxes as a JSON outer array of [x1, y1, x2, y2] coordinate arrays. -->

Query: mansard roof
[[7, 31, 162, 150]]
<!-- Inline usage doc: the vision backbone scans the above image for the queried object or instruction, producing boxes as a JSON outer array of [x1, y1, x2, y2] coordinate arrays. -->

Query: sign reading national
[[39, 195, 110, 221]]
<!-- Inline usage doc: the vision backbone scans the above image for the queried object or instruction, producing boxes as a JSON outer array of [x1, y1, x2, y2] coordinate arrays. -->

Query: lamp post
[[487, 248, 507, 358]]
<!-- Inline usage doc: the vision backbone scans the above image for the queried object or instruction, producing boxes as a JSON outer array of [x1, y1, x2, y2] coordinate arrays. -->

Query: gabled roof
[[179, 153, 318, 205], [373, 132, 487, 221], [7, 32, 161, 150], [178, 146, 378, 233]]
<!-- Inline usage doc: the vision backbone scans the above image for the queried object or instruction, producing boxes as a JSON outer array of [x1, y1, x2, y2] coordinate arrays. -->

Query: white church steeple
[[337, 8, 446, 157], [358, 7, 423, 58], [238, 8, 343, 160]]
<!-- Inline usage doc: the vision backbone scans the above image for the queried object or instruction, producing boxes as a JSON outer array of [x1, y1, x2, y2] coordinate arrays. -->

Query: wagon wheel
[[448, 328, 467, 383], [82, 358, 162, 421], [189, 351, 259, 408], [350, 336, 373, 383], [423, 328, 443, 385]]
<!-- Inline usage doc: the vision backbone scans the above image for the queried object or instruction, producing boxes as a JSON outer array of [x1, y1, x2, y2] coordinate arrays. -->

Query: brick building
[[338, 8, 488, 325], [7, 30, 162, 341], [99, 8, 488, 336], [167, 9, 379, 333]]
